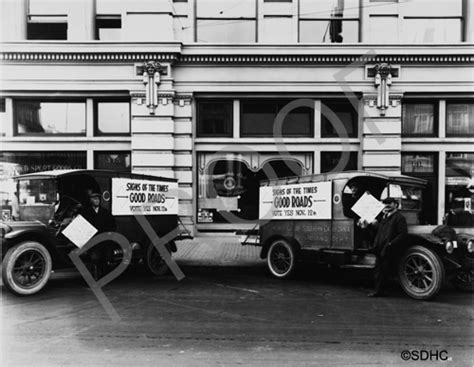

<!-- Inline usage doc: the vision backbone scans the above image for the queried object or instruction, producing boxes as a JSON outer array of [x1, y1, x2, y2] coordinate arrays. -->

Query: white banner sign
[[259, 181, 332, 220], [112, 178, 178, 216]]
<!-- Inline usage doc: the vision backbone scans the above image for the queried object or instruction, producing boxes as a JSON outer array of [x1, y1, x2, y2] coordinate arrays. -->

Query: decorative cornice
[[1, 52, 473, 65], [0, 52, 179, 62]]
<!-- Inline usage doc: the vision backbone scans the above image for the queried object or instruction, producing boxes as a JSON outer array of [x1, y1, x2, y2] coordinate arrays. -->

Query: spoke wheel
[[267, 239, 296, 278], [398, 245, 444, 300], [2, 241, 52, 296], [145, 244, 169, 276]]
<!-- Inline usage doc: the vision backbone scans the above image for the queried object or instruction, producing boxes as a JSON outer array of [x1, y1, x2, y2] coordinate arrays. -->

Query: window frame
[[95, 14, 122, 40], [401, 100, 438, 137], [240, 99, 314, 138], [94, 151, 131, 172], [13, 98, 87, 136], [320, 99, 358, 138], [27, 15, 68, 40], [445, 99, 474, 137], [93, 99, 131, 136], [196, 99, 234, 138]]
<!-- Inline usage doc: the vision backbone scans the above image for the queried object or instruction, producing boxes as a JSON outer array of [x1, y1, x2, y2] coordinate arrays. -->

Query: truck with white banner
[[1, 169, 183, 296], [241, 171, 474, 300]]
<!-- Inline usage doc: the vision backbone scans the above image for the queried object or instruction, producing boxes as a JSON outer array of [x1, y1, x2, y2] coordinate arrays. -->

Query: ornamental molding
[[1, 52, 473, 65]]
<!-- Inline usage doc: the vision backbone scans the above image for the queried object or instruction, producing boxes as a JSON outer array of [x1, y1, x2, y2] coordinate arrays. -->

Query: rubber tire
[[2, 241, 52, 296], [145, 244, 169, 276], [267, 239, 296, 279], [398, 245, 444, 300]]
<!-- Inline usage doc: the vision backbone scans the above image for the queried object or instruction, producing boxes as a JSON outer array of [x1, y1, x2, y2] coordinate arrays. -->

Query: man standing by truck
[[360, 197, 408, 297]]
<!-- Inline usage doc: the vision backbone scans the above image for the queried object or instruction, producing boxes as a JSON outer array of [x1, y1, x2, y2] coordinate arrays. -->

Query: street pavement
[[1, 237, 473, 366]]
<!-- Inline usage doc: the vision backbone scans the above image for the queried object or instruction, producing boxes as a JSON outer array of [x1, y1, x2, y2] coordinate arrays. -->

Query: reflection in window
[[445, 153, 473, 227], [95, 151, 131, 171], [0, 98, 6, 136], [402, 154, 434, 173], [402, 103, 436, 136], [368, 15, 399, 43], [197, 20, 256, 43], [95, 101, 130, 135], [321, 152, 357, 173], [300, 20, 358, 43], [321, 100, 358, 138], [197, 101, 233, 137], [15, 101, 86, 135], [446, 102, 474, 136], [96, 15, 121, 40], [0, 151, 86, 176], [241, 100, 313, 137], [402, 18, 461, 43]]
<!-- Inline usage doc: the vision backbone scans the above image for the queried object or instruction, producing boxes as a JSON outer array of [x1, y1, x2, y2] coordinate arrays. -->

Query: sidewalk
[[174, 236, 264, 267]]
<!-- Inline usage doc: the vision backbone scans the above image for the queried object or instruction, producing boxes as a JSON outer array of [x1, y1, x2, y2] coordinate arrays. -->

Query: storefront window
[[445, 153, 473, 227], [321, 100, 358, 138], [0, 152, 86, 178], [95, 101, 130, 135], [197, 157, 303, 223], [197, 100, 233, 137], [95, 151, 131, 172], [0, 98, 6, 136], [402, 153, 437, 224], [321, 152, 357, 173], [241, 100, 313, 137], [446, 102, 474, 136], [15, 101, 86, 135], [402, 102, 436, 136]]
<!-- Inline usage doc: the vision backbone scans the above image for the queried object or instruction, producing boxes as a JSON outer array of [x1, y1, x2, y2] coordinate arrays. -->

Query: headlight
[[468, 240, 473, 253], [445, 241, 454, 254]]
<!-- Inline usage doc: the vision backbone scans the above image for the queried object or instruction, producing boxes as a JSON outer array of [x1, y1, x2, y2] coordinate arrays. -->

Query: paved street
[[1, 238, 473, 367]]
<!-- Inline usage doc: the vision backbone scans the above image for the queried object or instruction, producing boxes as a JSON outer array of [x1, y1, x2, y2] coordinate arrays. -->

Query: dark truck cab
[[1, 169, 182, 296], [241, 171, 473, 300]]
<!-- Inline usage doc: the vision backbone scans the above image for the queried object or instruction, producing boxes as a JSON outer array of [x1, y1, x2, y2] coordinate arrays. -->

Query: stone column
[[361, 93, 403, 175]]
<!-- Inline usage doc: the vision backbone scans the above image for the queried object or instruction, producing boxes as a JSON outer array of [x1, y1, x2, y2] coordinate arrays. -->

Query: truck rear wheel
[[451, 258, 474, 292], [145, 244, 169, 276], [398, 245, 444, 300], [2, 241, 52, 296], [267, 239, 295, 278]]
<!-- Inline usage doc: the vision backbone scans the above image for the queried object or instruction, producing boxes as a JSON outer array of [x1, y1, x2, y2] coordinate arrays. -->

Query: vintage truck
[[241, 171, 473, 300], [1, 169, 182, 295]]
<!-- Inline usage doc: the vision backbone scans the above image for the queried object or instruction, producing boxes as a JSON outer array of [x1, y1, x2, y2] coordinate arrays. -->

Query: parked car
[[1, 169, 182, 296], [241, 171, 473, 300]]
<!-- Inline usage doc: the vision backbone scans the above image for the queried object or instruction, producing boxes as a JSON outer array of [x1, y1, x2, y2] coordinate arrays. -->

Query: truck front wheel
[[398, 245, 444, 300], [267, 239, 296, 279], [145, 243, 169, 276], [2, 241, 52, 296]]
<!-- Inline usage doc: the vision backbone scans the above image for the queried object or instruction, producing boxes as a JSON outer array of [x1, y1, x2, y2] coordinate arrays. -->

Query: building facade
[[1, 0, 473, 234]]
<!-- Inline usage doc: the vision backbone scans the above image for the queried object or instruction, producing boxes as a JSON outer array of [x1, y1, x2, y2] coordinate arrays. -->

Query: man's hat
[[382, 197, 398, 205], [88, 190, 101, 198]]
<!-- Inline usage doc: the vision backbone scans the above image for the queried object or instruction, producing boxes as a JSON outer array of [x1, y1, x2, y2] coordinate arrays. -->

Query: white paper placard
[[351, 192, 385, 223], [62, 214, 98, 248], [259, 181, 332, 220]]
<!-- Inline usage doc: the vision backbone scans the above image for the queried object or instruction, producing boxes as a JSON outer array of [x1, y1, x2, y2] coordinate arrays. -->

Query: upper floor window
[[299, 0, 359, 43], [95, 151, 131, 172], [14, 100, 86, 135], [94, 100, 130, 135], [96, 15, 121, 40], [241, 100, 313, 137], [196, 0, 256, 43], [0, 98, 6, 137], [321, 151, 358, 173], [446, 102, 474, 136], [321, 100, 358, 138], [197, 100, 233, 137], [402, 102, 437, 136], [27, 15, 67, 40], [402, 17, 462, 43]]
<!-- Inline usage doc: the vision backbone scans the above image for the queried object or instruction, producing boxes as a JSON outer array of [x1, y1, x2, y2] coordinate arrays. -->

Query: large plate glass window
[[321, 152, 357, 173], [321, 100, 358, 138], [94, 100, 130, 135], [197, 100, 233, 137], [402, 101, 437, 136], [446, 101, 474, 136], [241, 100, 313, 137], [445, 153, 473, 227], [14, 100, 86, 135]]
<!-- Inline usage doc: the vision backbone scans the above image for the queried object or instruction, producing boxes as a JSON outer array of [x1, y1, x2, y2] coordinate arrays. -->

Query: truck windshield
[[18, 179, 58, 205]]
